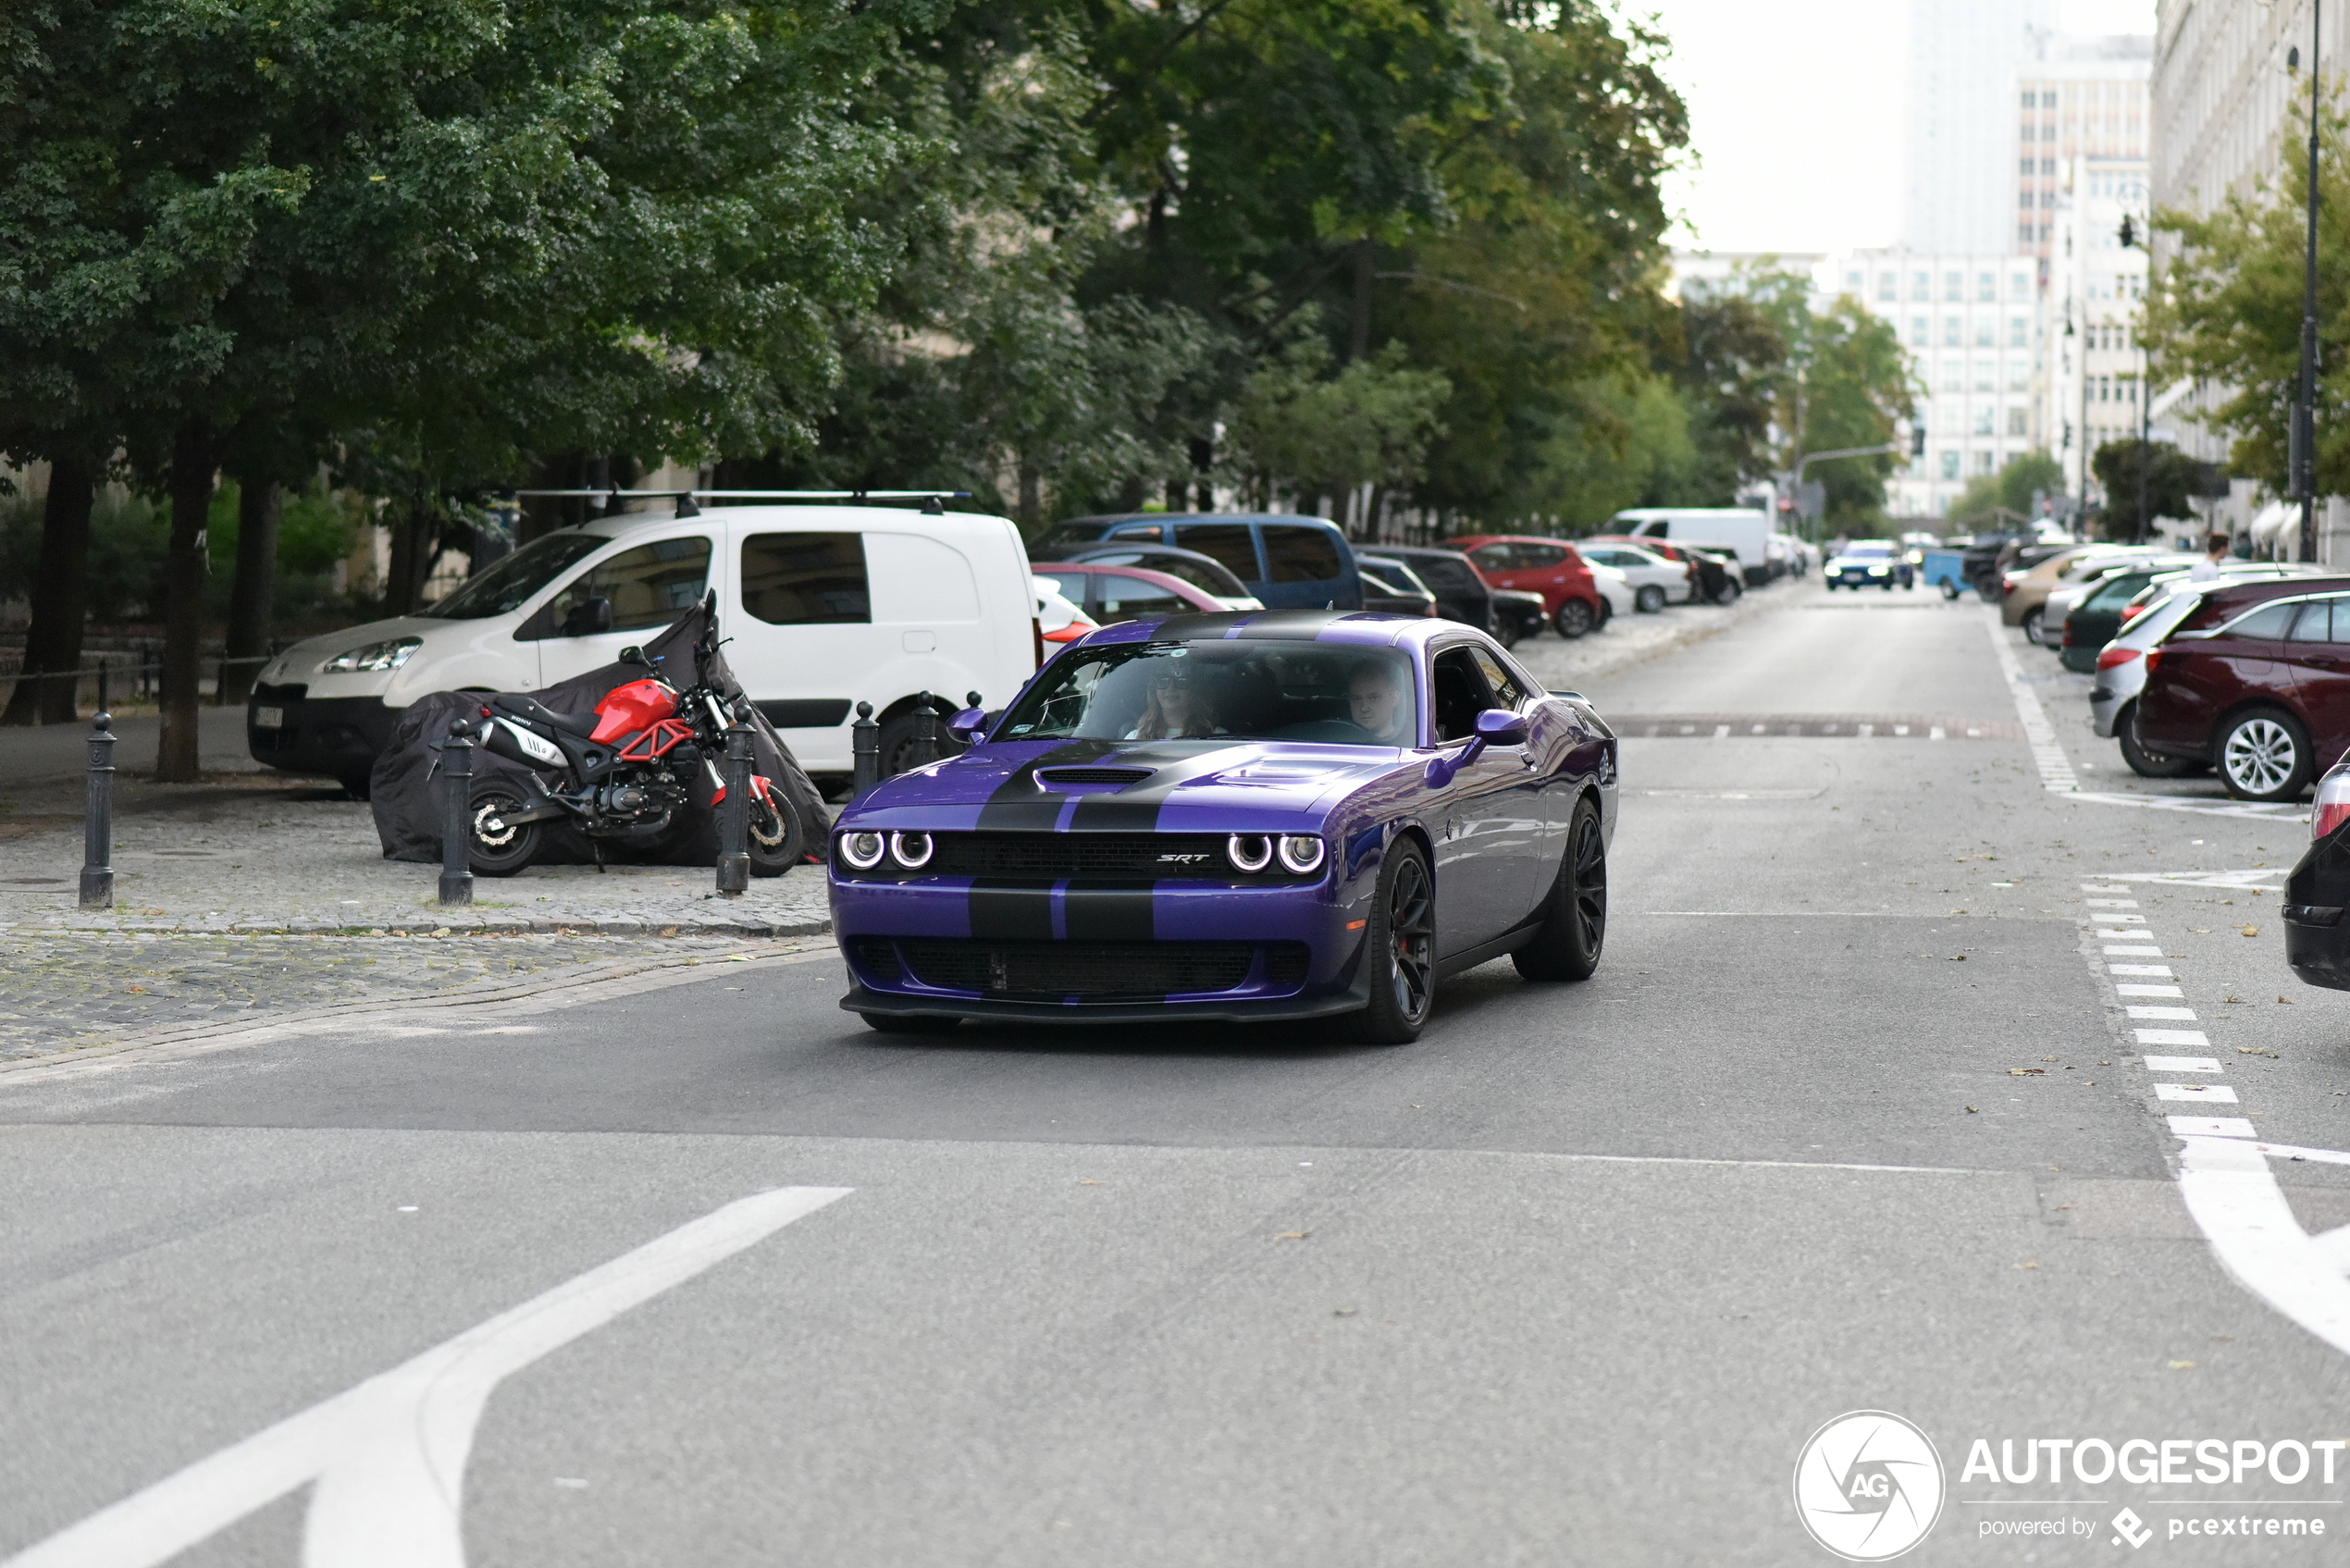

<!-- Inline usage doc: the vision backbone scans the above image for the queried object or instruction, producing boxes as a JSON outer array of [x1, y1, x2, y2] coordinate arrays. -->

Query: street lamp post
[[2294, 0, 2323, 562]]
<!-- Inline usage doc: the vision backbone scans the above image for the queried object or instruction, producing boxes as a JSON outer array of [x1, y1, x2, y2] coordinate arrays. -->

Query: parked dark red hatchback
[[2134, 575, 2350, 800]]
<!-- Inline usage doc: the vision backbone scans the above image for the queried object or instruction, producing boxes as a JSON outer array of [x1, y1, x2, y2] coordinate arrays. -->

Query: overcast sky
[[1639, 0, 2158, 256]]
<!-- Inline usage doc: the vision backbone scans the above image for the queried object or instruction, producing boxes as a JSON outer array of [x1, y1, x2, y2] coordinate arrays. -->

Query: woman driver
[[1131, 661, 1221, 739]]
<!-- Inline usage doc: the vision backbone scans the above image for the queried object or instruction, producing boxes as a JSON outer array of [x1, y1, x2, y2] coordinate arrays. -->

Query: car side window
[[739, 532, 870, 624], [541, 536, 711, 636], [1095, 574, 1185, 622], [1263, 525, 1342, 583], [1173, 524, 1261, 581], [2223, 601, 2299, 641], [1033, 571, 1091, 608], [1468, 648, 1527, 709], [1108, 524, 1163, 542], [1467, 544, 1514, 572], [1523, 544, 1569, 569], [2290, 600, 2335, 642], [1429, 648, 1493, 742], [1416, 557, 1475, 591]]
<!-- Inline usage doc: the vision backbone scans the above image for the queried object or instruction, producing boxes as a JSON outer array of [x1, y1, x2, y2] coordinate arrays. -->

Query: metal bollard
[[715, 721, 752, 897], [439, 719, 475, 907], [80, 713, 116, 909], [911, 691, 939, 769], [850, 701, 879, 794]]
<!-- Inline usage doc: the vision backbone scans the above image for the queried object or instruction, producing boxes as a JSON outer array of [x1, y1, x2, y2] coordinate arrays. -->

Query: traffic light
[[2118, 214, 2136, 248]]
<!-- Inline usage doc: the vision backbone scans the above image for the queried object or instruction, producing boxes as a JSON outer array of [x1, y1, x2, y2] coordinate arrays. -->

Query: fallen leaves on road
[[1949, 954, 1968, 961], [2169, 1361, 2195, 1371], [1964, 1105, 1979, 1113], [2014, 1262, 2040, 1270], [2278, 995, 2294, 1004], [2241, 925, 2260, 937], [1275, 1230, 1311, 1241], [2009, 1068, 2046, 1076]]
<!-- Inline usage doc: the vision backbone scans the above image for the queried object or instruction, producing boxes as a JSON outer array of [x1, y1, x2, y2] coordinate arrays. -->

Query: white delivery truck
[[1607, 508, 1777, 586], [247, 503, 1039, 792]]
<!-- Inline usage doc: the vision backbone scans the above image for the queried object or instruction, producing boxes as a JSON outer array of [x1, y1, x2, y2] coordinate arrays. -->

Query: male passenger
[[1348, 660, 1413, 746]]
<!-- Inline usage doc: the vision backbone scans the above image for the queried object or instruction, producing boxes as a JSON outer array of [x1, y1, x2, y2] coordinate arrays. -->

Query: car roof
[[575, 502, 1006, 537], [1072, 607, 1466, 650], [1031, 561, 1221, 605]]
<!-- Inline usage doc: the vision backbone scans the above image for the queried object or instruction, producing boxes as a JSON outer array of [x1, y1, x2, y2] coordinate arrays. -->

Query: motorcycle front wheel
[[746, 788, 806, 876], [468, 786, 544, 876]]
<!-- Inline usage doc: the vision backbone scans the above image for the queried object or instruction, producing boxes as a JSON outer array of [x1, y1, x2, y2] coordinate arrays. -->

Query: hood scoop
[[1035, 765, 1154, 789]]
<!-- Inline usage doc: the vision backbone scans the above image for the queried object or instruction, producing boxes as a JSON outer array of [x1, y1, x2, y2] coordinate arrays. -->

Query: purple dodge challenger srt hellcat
[[828, 609, 1618, 1043]]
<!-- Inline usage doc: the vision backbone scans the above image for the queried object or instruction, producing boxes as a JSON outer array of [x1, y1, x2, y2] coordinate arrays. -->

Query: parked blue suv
[[1035, 513, 1364, 611]]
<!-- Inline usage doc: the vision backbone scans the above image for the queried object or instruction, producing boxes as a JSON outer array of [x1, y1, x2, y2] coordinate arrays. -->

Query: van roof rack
[[508, 488, 970, 517]]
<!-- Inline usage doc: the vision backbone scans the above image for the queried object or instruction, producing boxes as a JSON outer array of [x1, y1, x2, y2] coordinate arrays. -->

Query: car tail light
[[2119, 604, 2147, 626], [2095, 646, 2139, 672], [1041, 616, 1098, 643], [2315, 768, 2350, 841], [2145, 648, 2164, 675], [2061, 623, 2074, 647], [2001, 580, 2015, 597]]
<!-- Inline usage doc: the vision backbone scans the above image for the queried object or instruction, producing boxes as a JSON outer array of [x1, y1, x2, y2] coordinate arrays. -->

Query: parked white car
[[1578, 543, 1694, 611], [249, 503, 1039, 790], [1586, 562, 1637, 622]]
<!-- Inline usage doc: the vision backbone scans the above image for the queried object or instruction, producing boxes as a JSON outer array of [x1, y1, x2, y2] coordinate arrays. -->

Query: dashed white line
[[2127, 1006, 2199, 1019], [2135, 1028, 2211, 1047], [2157, 1083, 2240, 1103], [2145, 1056, 2222, 1073]]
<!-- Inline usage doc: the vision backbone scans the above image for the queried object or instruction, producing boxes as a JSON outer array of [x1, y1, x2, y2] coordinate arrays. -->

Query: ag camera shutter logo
[[1793, 1410, 1946, 1561]]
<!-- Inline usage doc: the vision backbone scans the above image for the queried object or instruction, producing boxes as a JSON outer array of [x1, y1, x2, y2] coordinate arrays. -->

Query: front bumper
[[842, 978, 1370, 1025], [247, 686, 407, 779]]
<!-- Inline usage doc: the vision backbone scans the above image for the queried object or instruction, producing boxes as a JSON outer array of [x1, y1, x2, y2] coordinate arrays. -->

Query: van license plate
[[254, 706, 284, 728]]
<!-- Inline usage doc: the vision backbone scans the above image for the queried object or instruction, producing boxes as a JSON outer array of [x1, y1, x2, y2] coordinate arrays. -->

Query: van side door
[[1260, 522, 1360, 610]]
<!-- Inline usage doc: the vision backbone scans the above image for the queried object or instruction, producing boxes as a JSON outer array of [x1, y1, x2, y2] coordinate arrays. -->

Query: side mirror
[[617, 645, 645, 667], [1474, 708, 1528, 747], [948, 708, 991, 744], [562, 596, 613, 637]]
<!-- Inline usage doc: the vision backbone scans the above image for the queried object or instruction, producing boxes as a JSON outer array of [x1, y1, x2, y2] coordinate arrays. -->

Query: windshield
[[421, 532, 609, 620], [2085, 572, 2158, 611], [998, 640, 1418, 747], [1841, 543, 1892, 558]]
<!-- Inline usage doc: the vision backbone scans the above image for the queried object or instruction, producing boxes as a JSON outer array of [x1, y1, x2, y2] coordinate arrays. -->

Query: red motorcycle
[[465, 622, 801, 876]]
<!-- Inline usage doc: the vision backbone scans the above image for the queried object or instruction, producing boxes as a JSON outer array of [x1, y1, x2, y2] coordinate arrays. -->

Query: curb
[[0, 916, 833, 940], [1550, 577, 1791, 689]]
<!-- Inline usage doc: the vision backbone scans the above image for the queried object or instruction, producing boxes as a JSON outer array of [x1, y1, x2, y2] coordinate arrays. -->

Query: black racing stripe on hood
[[974, 739, 1118, 831], [969, 882, 1057, 941]]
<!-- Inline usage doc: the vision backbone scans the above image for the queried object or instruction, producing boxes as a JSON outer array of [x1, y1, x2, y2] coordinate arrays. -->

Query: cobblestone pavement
[[0, 929, 808, 1059], [0, 773, 830, 937], [1509, 576, 1786, 690]]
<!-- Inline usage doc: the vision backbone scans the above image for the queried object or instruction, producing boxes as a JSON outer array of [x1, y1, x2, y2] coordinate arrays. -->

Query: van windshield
[[420, 533, 609, 620], [998, 641, 1417, 747]]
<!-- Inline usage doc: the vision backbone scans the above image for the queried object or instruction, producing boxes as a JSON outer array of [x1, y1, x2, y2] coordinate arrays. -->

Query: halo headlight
[[1278, 834, 1328, 874], [838, 831, 886, 870], [1227, 833, 1273, 872], [889, 831, 934, 869]]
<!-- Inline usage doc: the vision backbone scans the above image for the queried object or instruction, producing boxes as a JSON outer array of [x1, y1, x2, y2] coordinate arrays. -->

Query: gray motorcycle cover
[[368, 603, 827, 868]]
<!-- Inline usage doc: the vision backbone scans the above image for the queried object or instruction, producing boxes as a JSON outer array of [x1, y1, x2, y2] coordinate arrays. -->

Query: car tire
[[2117, 702, 2203, 779], [2216, 708, 2314, 802], [1635, 585, 1666, 614], [2020, 608, 2044, 644], [1716, 577, 1742, 604], [1490, 614, 1521, 649], [1513, 796, 1607, 982], [860, 1012, 963, 1034], [1941, 582, 1960, 599], [1329, 836, 1435, 1045], [466, 785, 542, 877], [1552, 599, 1596, 639]]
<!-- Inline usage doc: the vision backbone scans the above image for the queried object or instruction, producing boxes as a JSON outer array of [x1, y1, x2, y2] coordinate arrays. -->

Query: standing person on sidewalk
[[2189, 532, 2231, 581]]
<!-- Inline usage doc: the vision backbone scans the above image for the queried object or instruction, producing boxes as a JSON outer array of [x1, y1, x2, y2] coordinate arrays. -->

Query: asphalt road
[[7, 581, 2350, 1566]]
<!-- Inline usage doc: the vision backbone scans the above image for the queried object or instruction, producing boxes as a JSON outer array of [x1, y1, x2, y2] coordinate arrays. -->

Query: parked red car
[[1451, 535, 1610, 637], [2133, 575, 2350, 800], [1028, 562, 1229, 625]]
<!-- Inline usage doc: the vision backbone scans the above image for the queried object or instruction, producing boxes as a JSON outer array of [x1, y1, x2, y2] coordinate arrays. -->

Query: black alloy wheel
[[1514, 796, 1607, 982], [2117, 701, 2203, 779], [1553, 599, 1596, 639], [1331, 838, 1436, 1044], [466, 785, 542, 877]]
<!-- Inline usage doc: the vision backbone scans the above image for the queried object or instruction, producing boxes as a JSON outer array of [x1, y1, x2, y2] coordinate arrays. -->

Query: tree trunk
[[384, 503, 423, 615], [1349, 240, 1374, 364], [224, 476, 280, 703], [1018, 463, 1042, 530], [1, 457, 96, 726], [155, 420, 213, 783]]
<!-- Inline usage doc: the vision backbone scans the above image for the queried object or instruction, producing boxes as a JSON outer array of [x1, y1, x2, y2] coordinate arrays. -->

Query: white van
[[247, 504, 1037, 789], [1608, 508, 1776, 585]]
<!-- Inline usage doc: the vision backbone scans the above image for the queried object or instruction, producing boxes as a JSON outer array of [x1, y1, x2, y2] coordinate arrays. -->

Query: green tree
[[2143, 91, 2350, 495], [1654, 295, 1787, 505], [1745, 271, 1914, 525], [2091, 440, 2220, 540], [1948, 451, 2067, 528], [1224, 338, 1452, 510]]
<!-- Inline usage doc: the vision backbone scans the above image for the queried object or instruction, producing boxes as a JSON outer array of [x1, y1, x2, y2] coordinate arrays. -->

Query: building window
[[1974, 408, 1995, 436], [1878, 272, 1897, 302], [1846, 270, 1863, 291], [1977, 272, 1996, 302], [1911, 315, 1928, 345], [1976, 451, 1996, 475], [2011, 274, 2031, 299], [1975, 319, 1995, 348], [2040, 191, 2056, 207], [1974, 360, 1995, 391], [1944, 316, 1961, 346], [1940, 451, 1960, 480], [2022, 90, 2036, 108], [2019, 222, 2036, 242], [2009, 361, 2030, 391], [2045, 92, 2058, 108], [2097, 376, 2110, 401], [2020, 158, 2036, 175], [1940, 361, 1962, 393], [2041, 158, 2056, 175], [2009, 316, 2027, 348], [2008, 407, 2028, 437], [1945, 272, 1963, 302], [1912, 271, 1930, 301]]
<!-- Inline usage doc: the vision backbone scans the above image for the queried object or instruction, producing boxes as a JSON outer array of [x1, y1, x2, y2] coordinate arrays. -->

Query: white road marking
[[2093, 913, 2149, 923], [1713, 723, 1729, 737], [2136, 1028, 2211, 1046], [2098, 868, 2292, 890], [2158, 1083, 2239, 1102], [2170, 1117, 2257, 1138], [2116, 984, 2183, 996], [2109, 963, 2173, 976], [2177, 1136, 2350, 1356], [2084, 898, 2141, 908], [2105, 945, 2164, 957], [2248, 1142, 2350, 1167], [1, 1186, 852, 1568], [1930, 725, 1946, 739], [2145, 1056, 2222, 1072], [2311, 1226, 2350, 1272], [1983, 611, 2081, 791], [2062, 791, 2311, 823], [2126, 1006, 2198, 1019]]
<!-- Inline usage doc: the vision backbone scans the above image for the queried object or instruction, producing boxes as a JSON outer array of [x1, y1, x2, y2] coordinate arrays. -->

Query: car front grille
[[857, 938, 1308, 1000], [839, 832, 1314, 883]]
